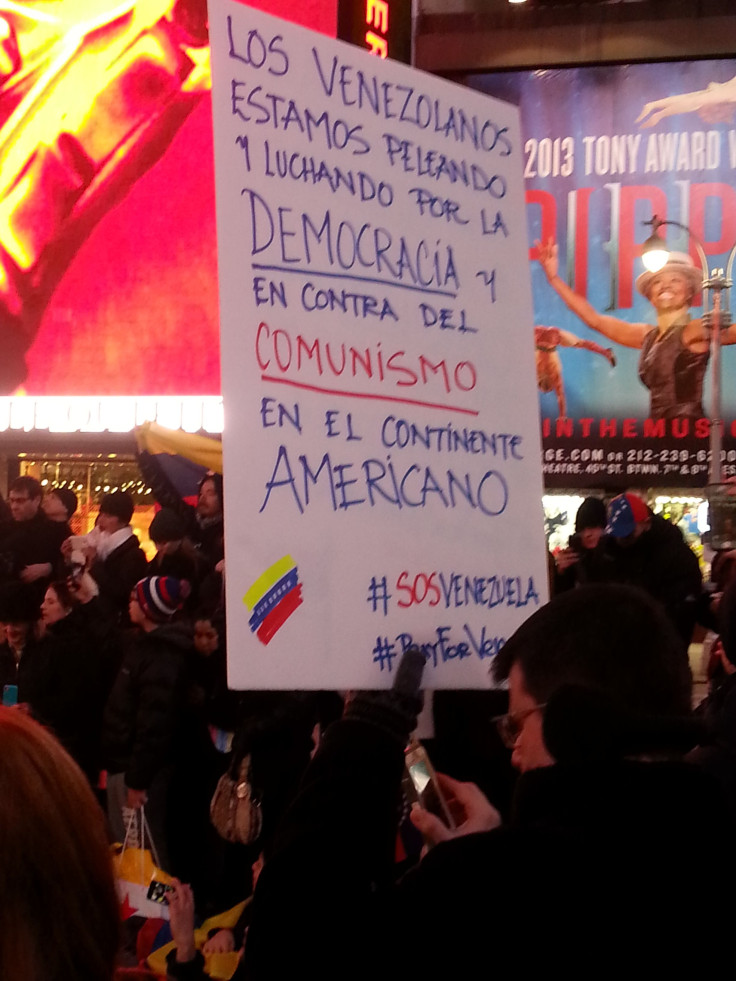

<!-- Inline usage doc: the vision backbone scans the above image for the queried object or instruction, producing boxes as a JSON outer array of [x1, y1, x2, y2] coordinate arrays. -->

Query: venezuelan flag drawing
[[244, 555, 303, 645]]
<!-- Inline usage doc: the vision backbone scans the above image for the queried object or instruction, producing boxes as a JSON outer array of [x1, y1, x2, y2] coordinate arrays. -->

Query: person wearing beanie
[[601, 491, 702, 650], [148, 509, 205, 607], [574, 496, 607, 538], [149, 508, 186, 546], [134, 575, 191, 622], [102, 575, 194, 871], [537, 237, 736, 421], [83, 490, 148, 623], [553, 496, 611, 593], [42, 487, 78, 525]]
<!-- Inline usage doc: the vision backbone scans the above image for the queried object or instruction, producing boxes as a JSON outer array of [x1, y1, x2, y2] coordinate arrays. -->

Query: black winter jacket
[[244, 715, 735, 979], [103, 621, 193, 790], [27, 599, 119, 780], [90, 533, 148, 622], [598, 514, 701, 648], [0, 512, 67, 599]]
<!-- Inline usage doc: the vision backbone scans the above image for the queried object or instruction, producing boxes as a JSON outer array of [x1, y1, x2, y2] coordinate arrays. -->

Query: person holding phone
[[244, 587, 734, 978], [553, 495, 611, 593]]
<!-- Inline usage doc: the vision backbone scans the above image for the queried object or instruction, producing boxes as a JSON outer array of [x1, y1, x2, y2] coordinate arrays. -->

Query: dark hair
[[574, 496, 607, 532], [46, 580, 77, 614], [193, 607, 225, 642], [9, 475, 42, 500], [99, 490, 134, 525], [198, 471, 223, 507], [492, 584, 692, 718], [194, 596, 225, 624], [0, 582, 40, 624], [49, 487, 78, 520], [0, 709, 119, 979], [149, 507, 186, 544]]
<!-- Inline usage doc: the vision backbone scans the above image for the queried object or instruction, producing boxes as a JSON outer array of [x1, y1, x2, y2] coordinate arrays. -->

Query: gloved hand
[[344, 647, 426, 746]]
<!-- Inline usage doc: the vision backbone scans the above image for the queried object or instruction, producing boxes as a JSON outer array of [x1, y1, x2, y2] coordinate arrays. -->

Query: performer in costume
[[535, 325, 616, 418], [536, 238, 736, 421]]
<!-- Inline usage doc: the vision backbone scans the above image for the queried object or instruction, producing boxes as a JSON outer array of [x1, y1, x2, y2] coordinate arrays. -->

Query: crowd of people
[[2, 475, 736, 978], [552, 490, 703, 649], [0, 472, 340, 974]]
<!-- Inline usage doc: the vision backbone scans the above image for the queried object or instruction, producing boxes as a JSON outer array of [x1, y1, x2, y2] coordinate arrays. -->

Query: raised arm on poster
[[207, 0, 548, 689], [536, 237, 736, 422]]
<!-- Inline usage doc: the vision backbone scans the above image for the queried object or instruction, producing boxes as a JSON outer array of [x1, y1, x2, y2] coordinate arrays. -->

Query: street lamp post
[[641, 216, 736, 486]]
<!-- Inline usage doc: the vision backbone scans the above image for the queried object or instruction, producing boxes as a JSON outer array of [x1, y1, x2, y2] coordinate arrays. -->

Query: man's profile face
[[97, 511, 125, 534], [508, 662, 554, 773], [42, 492, 69, 523], [8, 489, 40, 522], [197, 479, 221, 519], [648, 271, 693, 313]]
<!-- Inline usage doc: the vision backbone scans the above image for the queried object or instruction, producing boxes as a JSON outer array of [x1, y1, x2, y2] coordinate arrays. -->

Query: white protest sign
[[208, 0, 548, 688]]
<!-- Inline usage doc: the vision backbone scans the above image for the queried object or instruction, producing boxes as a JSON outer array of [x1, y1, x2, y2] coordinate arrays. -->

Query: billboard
[[0, 0, 335, 399], [466, 60, 736, 488]]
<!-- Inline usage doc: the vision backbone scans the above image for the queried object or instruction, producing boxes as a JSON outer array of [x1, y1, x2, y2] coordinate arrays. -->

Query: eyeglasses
[[492, 703, 547, 749]]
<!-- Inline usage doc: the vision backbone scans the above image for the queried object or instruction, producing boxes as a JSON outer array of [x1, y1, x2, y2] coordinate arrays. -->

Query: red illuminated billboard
[[1, 0, 336, 398]]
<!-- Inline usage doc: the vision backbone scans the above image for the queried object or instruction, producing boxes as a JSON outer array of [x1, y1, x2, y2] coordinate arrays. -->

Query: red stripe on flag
[[256, 585, 303, 644]]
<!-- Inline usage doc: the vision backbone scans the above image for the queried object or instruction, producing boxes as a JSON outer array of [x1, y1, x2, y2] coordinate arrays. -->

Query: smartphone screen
[[3, 684, 18, 707], [405, 742, 455, 829], [146, 879, 172, 905]]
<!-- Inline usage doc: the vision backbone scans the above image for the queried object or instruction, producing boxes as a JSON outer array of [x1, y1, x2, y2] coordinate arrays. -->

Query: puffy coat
[[103, 621, 193, 790]]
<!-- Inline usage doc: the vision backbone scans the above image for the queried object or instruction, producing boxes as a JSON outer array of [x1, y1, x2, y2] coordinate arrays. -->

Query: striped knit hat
[[135, 576, 190, 622]]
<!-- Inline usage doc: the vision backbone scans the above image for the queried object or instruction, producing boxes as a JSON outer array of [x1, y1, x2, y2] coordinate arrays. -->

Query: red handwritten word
[[396, 571, 441, 608], [256, 321, 478, 398]]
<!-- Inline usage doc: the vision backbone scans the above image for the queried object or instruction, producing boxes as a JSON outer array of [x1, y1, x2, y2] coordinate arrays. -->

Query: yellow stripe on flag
[[243, 555, 296, 609], [134, 420, 222, 473]]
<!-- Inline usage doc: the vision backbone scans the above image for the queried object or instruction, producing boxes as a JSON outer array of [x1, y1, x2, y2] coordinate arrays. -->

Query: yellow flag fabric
[[114, 846, 157, 885], [146, 900, 249, 979], [135, 421, 222, 474]]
